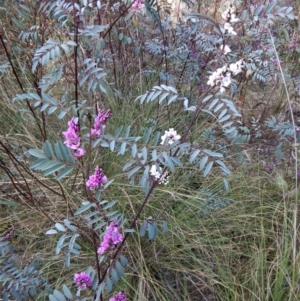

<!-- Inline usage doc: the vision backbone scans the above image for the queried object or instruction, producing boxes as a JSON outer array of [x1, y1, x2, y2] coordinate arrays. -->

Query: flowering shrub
[[0, 0, 299, 300]]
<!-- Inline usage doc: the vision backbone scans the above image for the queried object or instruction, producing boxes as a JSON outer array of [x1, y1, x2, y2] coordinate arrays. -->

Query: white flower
[[229, 59, 243, 75], [224, 22, 237, 35], [150, 165, 161, 179], [230, 13, 240, 23], [149, 165, 170, 185], [222, 73, 231, 87], [160, 128, 181, 145], [207, 73, 217, 86], [220, 44, 231, 55]]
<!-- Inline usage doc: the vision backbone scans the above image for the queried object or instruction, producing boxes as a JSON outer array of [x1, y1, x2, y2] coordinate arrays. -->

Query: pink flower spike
[[63, 117, 85, 158], [89, 109, 112, 139], [97, 221, 123, 254], [86, 166, 108, 190]]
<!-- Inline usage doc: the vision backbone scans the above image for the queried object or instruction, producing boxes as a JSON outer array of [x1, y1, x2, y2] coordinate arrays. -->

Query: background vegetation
[[1, 0, 300, 300]]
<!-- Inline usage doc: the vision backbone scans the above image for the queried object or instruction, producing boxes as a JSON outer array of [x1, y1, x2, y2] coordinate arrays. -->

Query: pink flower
[[132, 0, 142, 11], [97, 221, 123, 254], [86, 166, 107, 190], [74, 272, 92, 290], [62, 129, 81, 149], [73, 148, 86, 158], [109, 291, 126, 301]]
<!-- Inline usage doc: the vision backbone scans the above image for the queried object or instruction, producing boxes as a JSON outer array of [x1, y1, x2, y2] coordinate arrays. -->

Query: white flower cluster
[[160, 128, 181, 145], [150, 165, 170, 185], [207, 59, 244, 93], [222, 5, 239, 35]]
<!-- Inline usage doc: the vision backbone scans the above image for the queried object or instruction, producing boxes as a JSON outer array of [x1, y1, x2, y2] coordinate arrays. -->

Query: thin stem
[[72, 0, 80, 117]]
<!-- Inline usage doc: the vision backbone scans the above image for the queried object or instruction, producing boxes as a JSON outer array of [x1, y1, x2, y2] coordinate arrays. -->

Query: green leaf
[[203, 149, 223, 158], [56, 234, 71, 254], [128, 166, 141, 178], [162, 152, 175, 172], [189, 150, 201, 163], [54, 290, 66, 301], [119, 142, 127, 155], [69, 233, 80, 252], [56, 166, 74, 180], [3, 292, 8, 301], [110, 140, 115, 151], [105, 210, 118, 217], [144, 127, 152, 144], [120, 255, 128, 267], [40, 103, 49, 112], [0, 198, 18, 207], [43, 140, 55, 158], [170, 156, 183, 167], [48, 106, 58, 115], [74, 203, 95, 215], [65, 253, 70, 267], [44, 163, 66, 176], [28, 149, 47, 159], [105, 277, 112, 292], [46, 229, 58, 235], [111, 268, 119, 284], [147, 223, 155, 240], [139, 220, 147, 237], [54, 142, 64, 160], [49, 294, 59, 301], [94, 222, 107, 231], [62, 285, 73, 299], [216, 160, 231, 175], [87, 216, 102, 226], [55, 223, 66, 232], [123, 160, 136, 172], [115, 261, 124, 277], [36, 160, 62, 171], [103, 200, 116, 210], [203, 161, 213, 177]]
